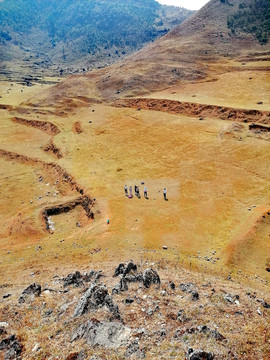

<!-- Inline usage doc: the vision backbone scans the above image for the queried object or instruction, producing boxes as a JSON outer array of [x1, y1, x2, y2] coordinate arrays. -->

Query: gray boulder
[[71, 320, 131, 349], [113, 263, 125, 277], [73, 284, 120, 319], [73, 284, 108, 317], [0, 335, 23, 360], [142, 269, 160, 288], [125, 340, 145, 358], [187, 348, 214, 360], [18, 283, 41, 304], [63, 271, 83, 287], [123, 262, 137, 277]]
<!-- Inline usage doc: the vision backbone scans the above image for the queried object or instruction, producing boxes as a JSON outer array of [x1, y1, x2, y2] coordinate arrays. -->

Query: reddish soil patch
[[112, 98, 270, 124], [72, 121, 83, 134], [11, 117, 60, 135], [43, 140, 63, 158]]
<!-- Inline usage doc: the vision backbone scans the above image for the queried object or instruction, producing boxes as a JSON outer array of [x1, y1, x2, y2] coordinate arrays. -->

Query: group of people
[[124, 184, 167, 200]]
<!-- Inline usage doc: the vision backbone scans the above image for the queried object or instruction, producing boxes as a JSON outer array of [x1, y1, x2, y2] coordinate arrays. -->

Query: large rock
[[187, 348, 214, 360], [73, 284, 108, 317], [114, 262, 137, 278], [142, 269, 160, 288], [63, 271, 83, 287], [0, 335, 23, 360], [123, 262, 137, 277], [113, 263, 125, 277], [18, 283, 41, 304], [73, 284, 119, 318], [71, 320, 131, 349]]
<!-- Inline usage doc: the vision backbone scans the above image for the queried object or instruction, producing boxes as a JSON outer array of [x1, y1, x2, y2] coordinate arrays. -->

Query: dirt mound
[[43, 140, 63, 159], [11, 117, 60, 135], [72, 121, 83, 134], [112, 98, 270, 124]]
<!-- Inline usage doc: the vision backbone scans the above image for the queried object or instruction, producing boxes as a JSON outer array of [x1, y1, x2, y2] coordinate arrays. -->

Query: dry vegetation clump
[[0, 261, 269, 359]]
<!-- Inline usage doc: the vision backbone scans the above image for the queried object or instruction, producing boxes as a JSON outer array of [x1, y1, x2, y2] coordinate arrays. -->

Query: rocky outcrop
[[63, 271, 83, 288], [0, 335, 23, 360], [71, 319, 130, 349], [142, 268, 160, 288], [73, 284, 120, 319], [18, 283, 41, 304], [187, 348, 215, 360]]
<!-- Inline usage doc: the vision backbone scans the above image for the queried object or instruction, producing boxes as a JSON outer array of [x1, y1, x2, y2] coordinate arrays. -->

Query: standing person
[[144, 186, 148, 198], [129, 186, 133, 198], [124, 184, 128, 196], [163, 188, 167, 200], [134, 185, 138, 195]]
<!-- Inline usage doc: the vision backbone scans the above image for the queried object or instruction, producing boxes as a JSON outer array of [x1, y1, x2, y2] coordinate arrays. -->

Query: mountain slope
[[0, 0, 193, 79], [30, 0, 270, 104]]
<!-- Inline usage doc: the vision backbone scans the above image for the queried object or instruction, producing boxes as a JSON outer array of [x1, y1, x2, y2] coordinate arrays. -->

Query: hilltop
[[0, 0, 193, 81]]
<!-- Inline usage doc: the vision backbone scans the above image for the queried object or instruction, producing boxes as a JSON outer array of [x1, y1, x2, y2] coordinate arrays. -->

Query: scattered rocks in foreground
[[1, 261, 269, 359]]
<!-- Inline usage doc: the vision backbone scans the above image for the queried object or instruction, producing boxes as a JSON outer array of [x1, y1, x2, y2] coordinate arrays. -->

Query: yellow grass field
[[0, 69, 269, 292]]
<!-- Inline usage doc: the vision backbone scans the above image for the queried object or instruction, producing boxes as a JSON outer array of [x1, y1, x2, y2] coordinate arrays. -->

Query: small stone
[[163, 246, 167, 250], [125, 298, 134, 305], [191, 291, 199, 301], [146, 307, 154, 316], [3, 293, 11, 299], [223, 294, 234, 303], [0, 322, 9, 328], [32, 343, 41, 353], [257, 307, 262, 316]]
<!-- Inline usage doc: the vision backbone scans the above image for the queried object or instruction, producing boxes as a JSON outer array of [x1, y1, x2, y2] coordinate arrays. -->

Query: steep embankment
[[112, 98, 270, 124]]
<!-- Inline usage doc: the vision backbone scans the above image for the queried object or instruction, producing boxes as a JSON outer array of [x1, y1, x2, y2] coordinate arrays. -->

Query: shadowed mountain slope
[[0, 0, 193, 80], [27, 0, 270, 105]]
